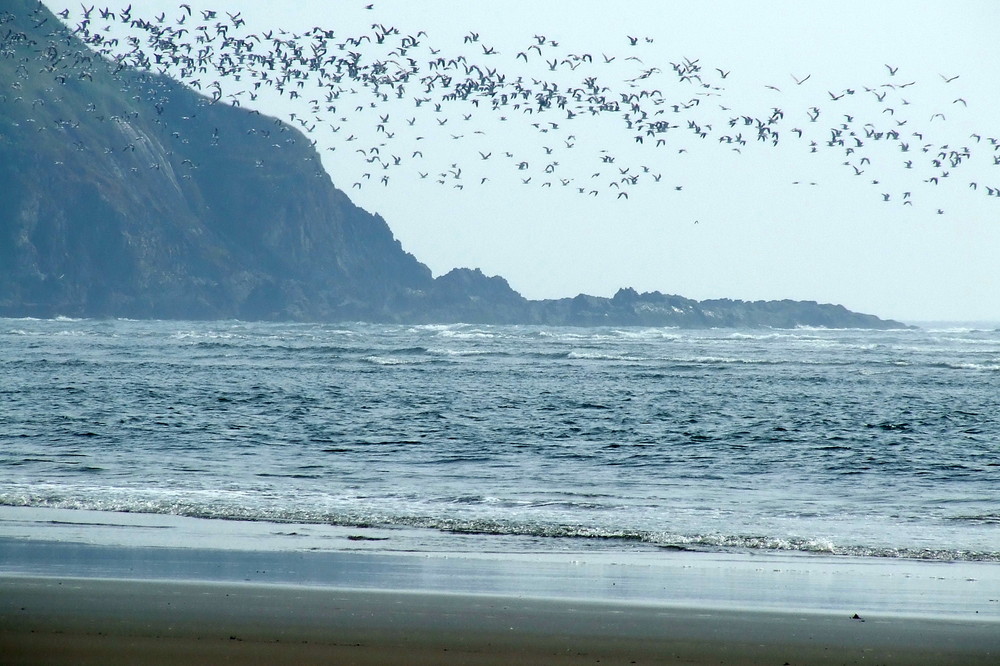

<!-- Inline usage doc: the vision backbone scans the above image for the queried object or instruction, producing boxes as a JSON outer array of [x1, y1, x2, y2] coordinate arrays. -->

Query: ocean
[[1, 318, 998, 562]]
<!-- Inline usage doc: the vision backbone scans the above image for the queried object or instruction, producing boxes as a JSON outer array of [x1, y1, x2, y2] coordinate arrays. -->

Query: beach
[[3, 574, 999, 665], [2, 523, 999, 665]]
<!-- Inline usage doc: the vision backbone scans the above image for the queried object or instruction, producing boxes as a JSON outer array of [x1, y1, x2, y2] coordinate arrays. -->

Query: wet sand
[[2, 515, 999, 665], [3, 575, 999, 665]]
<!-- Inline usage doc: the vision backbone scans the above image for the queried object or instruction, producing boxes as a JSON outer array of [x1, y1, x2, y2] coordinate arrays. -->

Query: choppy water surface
[[1, 318, 998, 561]]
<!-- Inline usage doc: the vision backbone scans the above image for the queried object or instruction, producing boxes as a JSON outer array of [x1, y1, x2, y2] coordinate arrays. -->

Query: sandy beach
[[2, 518, 999, 666], [3, 575, 999, 665]]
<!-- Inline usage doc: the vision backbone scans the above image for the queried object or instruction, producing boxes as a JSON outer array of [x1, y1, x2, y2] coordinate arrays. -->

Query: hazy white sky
[[50, 1, 1000, 322]]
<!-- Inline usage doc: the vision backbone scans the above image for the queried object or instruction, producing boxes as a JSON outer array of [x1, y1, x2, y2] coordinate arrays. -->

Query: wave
[[426, 348, 511, 358], [4, 493, 997, 563], [434, 328, 499, 340], [534, 328, 679, 343], [930, 336, 1000, 346], [726, 332, 822, 341], [947, 513, 1000, 525], [566, 351, 646, 361], [171, 330, 244, 341], [362, 354, 438, 366], [922, 325, 1000, 334], [929, 361, 1000, 372]]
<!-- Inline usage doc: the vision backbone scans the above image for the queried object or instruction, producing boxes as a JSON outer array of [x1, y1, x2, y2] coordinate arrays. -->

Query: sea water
[[1, 318, 997, 561]]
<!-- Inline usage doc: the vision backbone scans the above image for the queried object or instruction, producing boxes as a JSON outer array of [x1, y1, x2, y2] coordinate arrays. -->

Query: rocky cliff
[[0, 0, 433, 321], [0, 1, 908, 329]]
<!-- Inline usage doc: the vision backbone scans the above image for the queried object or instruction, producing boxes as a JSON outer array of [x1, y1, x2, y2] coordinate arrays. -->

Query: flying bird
[[33, 1, 992, 212]]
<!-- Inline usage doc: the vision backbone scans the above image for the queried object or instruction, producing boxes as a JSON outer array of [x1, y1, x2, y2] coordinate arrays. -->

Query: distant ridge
[[0, 1, 908, 329]]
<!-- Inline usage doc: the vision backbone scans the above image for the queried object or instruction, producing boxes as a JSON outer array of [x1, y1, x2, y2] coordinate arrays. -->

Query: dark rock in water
[[520, 289, 905, 329], [0, 1, 910, 330]]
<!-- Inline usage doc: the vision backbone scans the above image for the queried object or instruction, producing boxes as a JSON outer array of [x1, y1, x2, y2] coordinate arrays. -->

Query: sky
[[48, 1, 1000, 322]]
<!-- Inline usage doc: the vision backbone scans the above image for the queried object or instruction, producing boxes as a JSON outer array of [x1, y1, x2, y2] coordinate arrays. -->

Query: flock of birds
[[6, 2, 1000, 213]]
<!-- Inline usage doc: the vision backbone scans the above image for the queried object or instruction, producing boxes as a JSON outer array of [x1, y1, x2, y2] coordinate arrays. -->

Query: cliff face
[[0, 0, 432, 321], [0, 2, 908, 329]]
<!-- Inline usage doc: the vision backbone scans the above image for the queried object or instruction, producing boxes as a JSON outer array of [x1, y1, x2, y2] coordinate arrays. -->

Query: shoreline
[[2, 534, 1000, 665], [2, 504, 999, 621], [3, 534, 999, 618], [3, 575, 999, 665]]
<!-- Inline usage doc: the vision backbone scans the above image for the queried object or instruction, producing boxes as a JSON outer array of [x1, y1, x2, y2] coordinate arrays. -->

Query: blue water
[[1, 318, 998, 561]]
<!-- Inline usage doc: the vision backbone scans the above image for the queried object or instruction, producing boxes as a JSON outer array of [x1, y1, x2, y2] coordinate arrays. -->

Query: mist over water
[[2, 318, 998, 561]]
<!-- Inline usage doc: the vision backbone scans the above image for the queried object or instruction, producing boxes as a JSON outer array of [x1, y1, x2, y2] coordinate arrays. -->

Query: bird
[[28, 1, 988, 214]]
